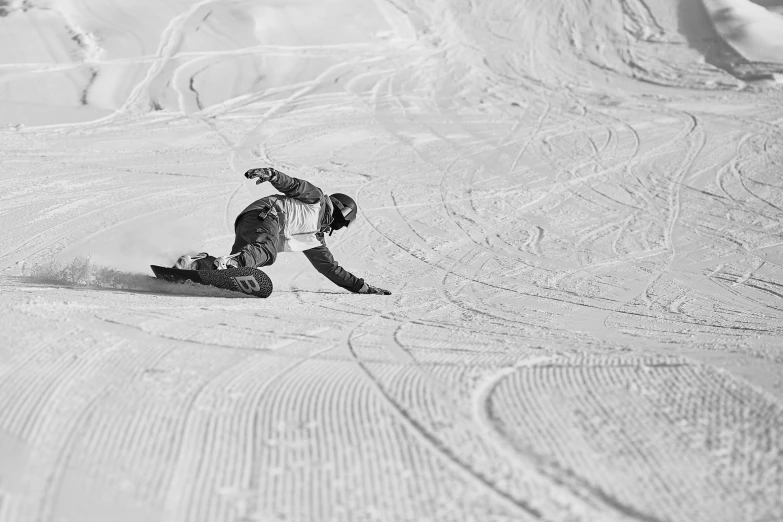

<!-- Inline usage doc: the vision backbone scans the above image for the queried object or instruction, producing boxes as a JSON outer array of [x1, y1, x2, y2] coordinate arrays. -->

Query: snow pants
[[230, 210, 280, 268]]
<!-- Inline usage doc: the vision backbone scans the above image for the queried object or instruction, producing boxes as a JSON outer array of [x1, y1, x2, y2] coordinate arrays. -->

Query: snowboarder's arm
[[302, 245, 365, 293], [271, 170, 324, 204], [245, 167, 323, 204]]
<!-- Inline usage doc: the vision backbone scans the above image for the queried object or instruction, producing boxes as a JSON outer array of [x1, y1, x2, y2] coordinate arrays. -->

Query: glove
[[244, 167, 278, 185], [359, 283, 392, 295]]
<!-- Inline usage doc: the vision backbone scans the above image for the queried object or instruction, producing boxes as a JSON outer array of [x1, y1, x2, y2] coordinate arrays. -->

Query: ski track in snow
[[1, 0, 783, 521]]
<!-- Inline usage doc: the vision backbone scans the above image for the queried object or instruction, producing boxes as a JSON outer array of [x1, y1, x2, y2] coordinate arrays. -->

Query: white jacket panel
[[279, 197, 322, 252]]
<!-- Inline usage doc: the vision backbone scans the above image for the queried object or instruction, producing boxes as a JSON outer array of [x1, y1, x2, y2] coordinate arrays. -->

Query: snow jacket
[[235, 172, 365, 293]]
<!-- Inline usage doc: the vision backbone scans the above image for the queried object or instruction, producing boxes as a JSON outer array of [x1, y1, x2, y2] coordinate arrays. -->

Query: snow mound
[[703, 0, 783, 82]]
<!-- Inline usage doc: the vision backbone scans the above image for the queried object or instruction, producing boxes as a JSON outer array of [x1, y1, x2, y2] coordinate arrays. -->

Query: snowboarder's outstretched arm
[[244, 167, 322, 204], [303, 245, 364, 292], [302, 246, 391, 295]]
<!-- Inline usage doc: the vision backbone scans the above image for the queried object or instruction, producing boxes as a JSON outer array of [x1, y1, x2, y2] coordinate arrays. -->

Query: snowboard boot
[[213, 253, 242, 270], [173, 252, 217, 270]]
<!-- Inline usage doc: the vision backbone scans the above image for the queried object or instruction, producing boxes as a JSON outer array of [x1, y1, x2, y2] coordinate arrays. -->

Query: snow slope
[[1, 0, 782, 521]]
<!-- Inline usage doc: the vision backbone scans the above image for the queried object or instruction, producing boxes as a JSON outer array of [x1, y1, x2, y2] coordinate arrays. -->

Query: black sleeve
[[270, 170, 323, 204], [302, 245, 365, 293]]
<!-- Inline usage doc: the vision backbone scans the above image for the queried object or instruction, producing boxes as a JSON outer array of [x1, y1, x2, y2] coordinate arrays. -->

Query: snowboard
[[150, 265, 273, 298]]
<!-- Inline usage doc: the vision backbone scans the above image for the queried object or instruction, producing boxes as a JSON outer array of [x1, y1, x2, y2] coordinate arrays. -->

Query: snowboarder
[[174, 167, 392, 295]]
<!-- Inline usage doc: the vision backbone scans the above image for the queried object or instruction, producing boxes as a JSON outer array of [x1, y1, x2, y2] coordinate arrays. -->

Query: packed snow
[[1, 0, 782, 521]]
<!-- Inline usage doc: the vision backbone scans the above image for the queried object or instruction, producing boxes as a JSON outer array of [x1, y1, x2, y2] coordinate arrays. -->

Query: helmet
[[329, 193, 358, 230]]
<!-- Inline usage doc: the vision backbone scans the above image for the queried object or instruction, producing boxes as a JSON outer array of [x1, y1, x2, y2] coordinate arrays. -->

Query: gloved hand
[[244, 167, 279, 185], [359, 283, 392, 295]]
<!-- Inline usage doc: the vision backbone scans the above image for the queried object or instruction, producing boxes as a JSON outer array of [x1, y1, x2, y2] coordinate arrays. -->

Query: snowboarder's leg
[[230, 211, 280, 268]]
